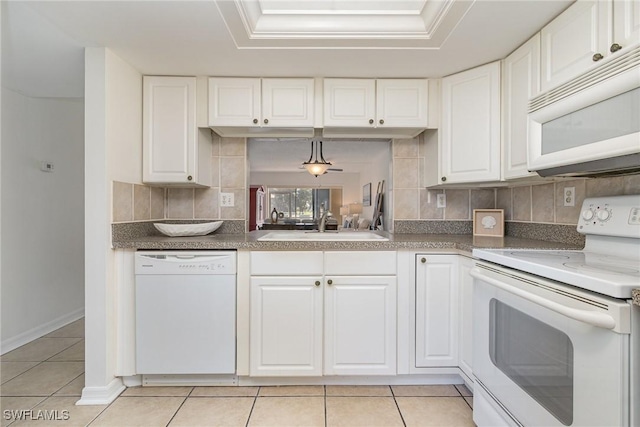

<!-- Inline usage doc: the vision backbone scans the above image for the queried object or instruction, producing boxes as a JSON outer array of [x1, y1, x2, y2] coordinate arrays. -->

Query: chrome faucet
[[318, 210, 333, 232]]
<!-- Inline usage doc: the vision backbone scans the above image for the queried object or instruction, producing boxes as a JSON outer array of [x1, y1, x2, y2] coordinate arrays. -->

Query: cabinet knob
[[610, 43, 622, 53], [327, 279, 333, 285], [421, 257, 426, 263], [441, 176, 447, 182], [379, 119, 384, 125], [263, 118, 269, 124], [253, 118, 258, 124], [187, 175, 193, 181], [592, 53, 604, 62], [315, 281, 321, 287], [368, 119, 374, 125]]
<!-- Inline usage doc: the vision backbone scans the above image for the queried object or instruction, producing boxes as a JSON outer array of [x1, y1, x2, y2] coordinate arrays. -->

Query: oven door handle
[[470, 268, 617, 330]]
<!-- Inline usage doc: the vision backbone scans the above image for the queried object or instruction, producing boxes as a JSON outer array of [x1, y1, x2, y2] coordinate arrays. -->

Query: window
[[268, 188, 332, 221]]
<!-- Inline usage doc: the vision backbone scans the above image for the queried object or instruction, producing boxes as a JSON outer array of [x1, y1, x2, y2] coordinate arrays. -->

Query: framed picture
[[473, 209, 504, 237], [363, 183, 371, 206]]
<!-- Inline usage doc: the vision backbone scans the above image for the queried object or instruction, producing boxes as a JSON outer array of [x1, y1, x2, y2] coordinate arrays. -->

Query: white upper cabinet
[[502, 34, 541, 180], [323, 79, 376, 128], [323, 78, 429, 136], [613, 0, 640, 50], [208, 77, 314, 136], [541, 0, 640, 93], [208, 77, 260, 127], [438, 61, 501, 184], [143, 76, 212, 187]]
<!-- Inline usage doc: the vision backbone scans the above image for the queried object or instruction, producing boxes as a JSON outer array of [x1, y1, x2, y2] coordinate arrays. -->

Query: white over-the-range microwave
[[527, 45, 640, 177]]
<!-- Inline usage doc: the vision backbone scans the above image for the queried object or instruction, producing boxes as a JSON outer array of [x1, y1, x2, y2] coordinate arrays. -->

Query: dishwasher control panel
[[135, 251, 237, 275]]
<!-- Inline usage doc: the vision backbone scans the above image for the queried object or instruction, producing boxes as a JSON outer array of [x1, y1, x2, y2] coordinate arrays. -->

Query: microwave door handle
[[470, 268, 617, 330]]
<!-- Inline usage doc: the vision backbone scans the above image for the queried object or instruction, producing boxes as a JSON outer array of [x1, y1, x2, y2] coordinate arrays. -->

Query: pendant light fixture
[[302, 138, 332, 177]]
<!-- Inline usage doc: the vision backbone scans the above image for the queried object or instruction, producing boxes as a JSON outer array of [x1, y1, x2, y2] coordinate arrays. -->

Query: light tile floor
[[1, 319, 474, 426]]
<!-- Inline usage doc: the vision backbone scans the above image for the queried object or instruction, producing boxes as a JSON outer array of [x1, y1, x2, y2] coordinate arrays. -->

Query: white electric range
[[471, 194, 640, 427]]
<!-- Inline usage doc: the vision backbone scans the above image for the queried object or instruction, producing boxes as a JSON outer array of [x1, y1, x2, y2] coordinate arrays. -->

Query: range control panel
[[578, 195, 640, 238]]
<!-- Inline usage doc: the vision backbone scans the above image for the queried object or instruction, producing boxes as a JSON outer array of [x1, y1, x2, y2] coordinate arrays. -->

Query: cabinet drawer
[[250, 251, 323, 275], [324, 251, 396, 275]]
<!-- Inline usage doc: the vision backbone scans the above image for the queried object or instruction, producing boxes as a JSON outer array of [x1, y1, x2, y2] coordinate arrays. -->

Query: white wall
[[0, 88, 85, 351], [81, 47, 141, 405]]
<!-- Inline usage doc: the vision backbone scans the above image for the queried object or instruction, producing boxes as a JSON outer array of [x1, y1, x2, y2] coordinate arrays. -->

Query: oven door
[[472, 262, 631, 427]]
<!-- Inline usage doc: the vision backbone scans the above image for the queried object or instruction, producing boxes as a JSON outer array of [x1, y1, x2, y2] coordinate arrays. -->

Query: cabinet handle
[[379, 119, 384, 125], [441, 176, 447, 182], [253, 118, 258, 124], [327, 279, 333, 285], [187, 175, 193, 181], [592, 53, 604, 62], [421, 257, 426, 263], [263, 118, 269, 124], [315, 281, 321, 287], [368, 119, 374, 125], [610, 43, 622, 53]]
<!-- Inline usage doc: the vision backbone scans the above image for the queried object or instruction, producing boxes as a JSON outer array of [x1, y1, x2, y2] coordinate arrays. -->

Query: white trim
[[215, 0, 473, 49], [237, 373, 463, 386], [76, 377, 125, 406], [0, 308, 84, 355]]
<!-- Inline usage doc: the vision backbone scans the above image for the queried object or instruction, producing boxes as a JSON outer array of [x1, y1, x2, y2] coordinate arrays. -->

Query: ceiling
[[248, 137, 391, 174], [2, 0, 574, 98]]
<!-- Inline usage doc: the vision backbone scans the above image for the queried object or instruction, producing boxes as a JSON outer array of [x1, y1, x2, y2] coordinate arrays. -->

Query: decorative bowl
[[154, 221, 223, 237]]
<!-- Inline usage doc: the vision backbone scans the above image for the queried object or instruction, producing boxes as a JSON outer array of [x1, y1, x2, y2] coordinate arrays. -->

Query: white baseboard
[[1, 307, 84, 355], [76, 378, 125, 406]]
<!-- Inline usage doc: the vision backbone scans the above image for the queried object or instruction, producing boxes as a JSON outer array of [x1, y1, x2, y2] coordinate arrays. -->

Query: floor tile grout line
[[324, 385, 327, 427], [245, 386, 260, 427], [164, 395, 189, 427], [390, 385, 408, 427], [0, 360, 46, 386]]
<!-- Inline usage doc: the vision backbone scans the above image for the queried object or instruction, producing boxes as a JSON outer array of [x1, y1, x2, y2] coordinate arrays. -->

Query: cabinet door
[[323, 78, 376, 127], [376, 79, 429, 128], [540, 0, 611, 93], [614, 0, 640, 50], [415, 255, 458, 367], [250, 276, 323, 376], [502, 34, 540, 180], [324, 276, 397, 375], [440, 62, 501, 184], [143, 76, 197, 184], [262, 78, 314, 127], [458, 256, 474, 386], [208, 77, 261, 127]]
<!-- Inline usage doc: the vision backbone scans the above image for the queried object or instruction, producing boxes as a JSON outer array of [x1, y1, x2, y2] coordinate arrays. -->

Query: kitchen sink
[[257, 230, 389, 241]]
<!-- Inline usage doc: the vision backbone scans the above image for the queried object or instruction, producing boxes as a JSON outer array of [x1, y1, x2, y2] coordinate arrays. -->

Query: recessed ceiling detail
[[216, 0, 475, 49]]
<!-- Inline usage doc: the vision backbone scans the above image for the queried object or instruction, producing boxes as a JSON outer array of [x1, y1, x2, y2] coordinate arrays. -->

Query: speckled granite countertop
[[633, 289, 640, 307], [112, 230, 582, 253]]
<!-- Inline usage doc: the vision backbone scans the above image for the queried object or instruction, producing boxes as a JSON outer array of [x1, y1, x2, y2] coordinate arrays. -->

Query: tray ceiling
[[217, 0, 474, 48]]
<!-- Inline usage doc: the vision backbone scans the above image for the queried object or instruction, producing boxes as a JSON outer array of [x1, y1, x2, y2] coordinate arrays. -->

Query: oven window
[[541, 87, 640, 154], [490, 299, 574, 426]]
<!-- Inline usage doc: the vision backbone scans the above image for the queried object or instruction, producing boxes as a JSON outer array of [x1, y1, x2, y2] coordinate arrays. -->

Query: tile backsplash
[[113, 131, 639, 237], [112, 135, 247, 225]]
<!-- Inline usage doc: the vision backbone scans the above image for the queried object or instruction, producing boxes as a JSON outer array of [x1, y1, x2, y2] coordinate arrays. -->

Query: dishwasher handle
[[470, 267, 617, 331]]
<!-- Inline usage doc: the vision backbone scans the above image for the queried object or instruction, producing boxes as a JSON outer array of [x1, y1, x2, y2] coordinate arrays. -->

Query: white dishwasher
[[135, 251, 236, 375]]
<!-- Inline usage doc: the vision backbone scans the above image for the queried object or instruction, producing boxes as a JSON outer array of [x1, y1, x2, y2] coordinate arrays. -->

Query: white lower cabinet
[[249, 251, 396, 377], [324, 275, 396, 375], [458, 255, 474, 387], [415, 254, 459, 368], [250, 276, 323, 376]]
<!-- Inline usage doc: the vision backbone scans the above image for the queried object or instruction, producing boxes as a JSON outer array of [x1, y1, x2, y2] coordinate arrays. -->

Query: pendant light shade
[[303, 139, 332, 177]]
